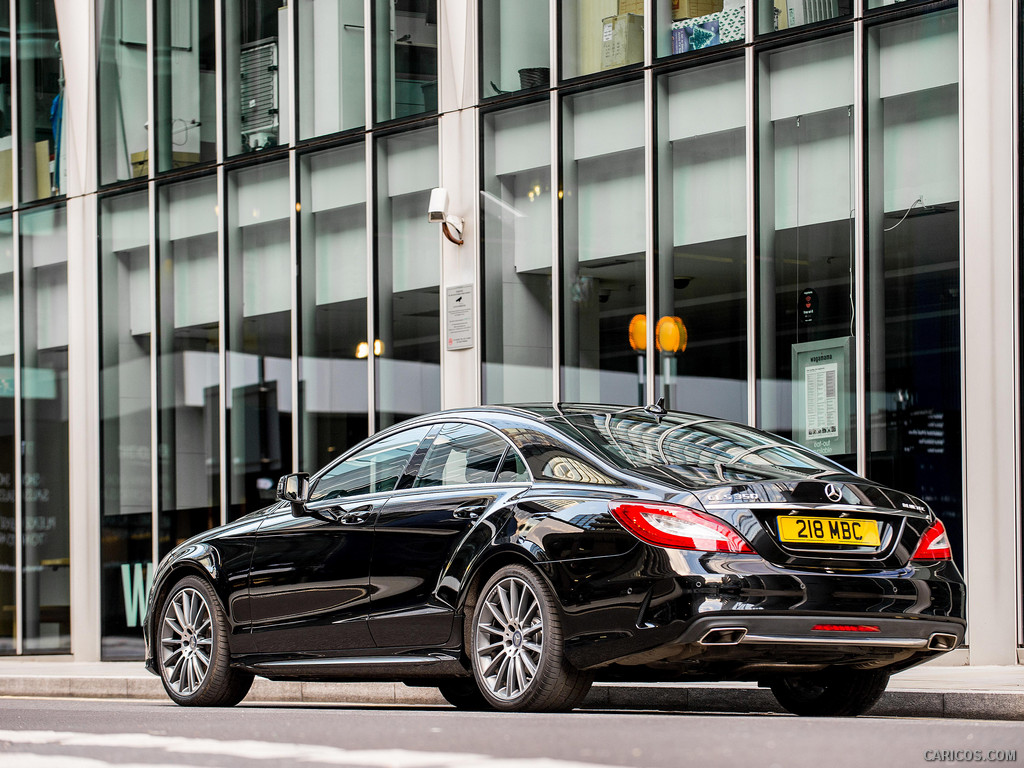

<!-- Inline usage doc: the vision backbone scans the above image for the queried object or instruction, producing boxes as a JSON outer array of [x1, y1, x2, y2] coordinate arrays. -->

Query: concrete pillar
[[961, 0, 1020, 665], [439, 0, 480, 409]]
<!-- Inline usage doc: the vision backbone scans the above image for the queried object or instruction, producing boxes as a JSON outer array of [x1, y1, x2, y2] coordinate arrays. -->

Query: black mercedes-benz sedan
[[143, 403, 965, 716]]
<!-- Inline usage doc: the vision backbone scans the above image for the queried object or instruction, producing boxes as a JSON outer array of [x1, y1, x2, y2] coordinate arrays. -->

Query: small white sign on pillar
[[446, 284, 474, 351]]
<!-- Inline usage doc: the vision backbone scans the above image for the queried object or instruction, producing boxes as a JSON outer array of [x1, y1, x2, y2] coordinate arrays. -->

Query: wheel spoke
[[482, 649, 506, 679], [522, 621, 542, 637], [169, 655, 185, 686], [495, 654, 512, 695], [496, 583, 514, 625], [515, 656, 529, 695], [520, 650, 537, 677], [171, 600, 188, 633], [481, 601, 508, 631]]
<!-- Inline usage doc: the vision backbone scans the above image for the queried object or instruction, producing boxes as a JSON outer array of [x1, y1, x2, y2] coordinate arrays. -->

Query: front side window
[[311, 425, 431, 501], [413, 423, 512, 488]]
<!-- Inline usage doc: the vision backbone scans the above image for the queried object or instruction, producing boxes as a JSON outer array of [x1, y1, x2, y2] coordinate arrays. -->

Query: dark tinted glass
[[413, 423, 509, 488], [311, 425, 430, 501], [553, 411, 847, 473], [496, 450, 530, 483]]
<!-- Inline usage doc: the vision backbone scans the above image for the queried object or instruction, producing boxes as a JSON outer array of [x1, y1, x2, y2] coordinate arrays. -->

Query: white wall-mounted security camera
[[428, 187, 464, 245], [428, 187, 449, 223]]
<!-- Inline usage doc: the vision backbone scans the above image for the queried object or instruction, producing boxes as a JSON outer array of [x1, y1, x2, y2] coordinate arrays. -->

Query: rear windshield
[[548, 410, 847, 475]]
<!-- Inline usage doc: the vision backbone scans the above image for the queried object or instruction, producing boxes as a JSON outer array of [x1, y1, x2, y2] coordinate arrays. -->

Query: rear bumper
[[541, 548, 966, 674]]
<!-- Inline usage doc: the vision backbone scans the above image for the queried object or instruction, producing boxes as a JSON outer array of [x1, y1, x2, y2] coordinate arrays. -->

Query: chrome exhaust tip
[[699, 627, 748, 646], [927, 632, 958, 651]]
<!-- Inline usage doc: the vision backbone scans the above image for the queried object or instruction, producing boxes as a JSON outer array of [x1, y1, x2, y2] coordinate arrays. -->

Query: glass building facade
[[0, 0, 1020, 667]]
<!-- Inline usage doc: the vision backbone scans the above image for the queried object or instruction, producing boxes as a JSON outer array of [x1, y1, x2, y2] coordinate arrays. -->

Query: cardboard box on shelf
[[672, 0, 724, 20], [130, 150, 202, 178], [601, 14, 644, 71], [618, 0, 644, 14]]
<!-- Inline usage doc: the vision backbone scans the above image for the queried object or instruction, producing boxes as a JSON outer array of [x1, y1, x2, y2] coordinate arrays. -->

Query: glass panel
[[868, 0, 931, 9], [373, 0, 437, 123], [555, 411, 848, 473], [756, 35, 856, 471], [157, 177, 219, 558], [310, 424, 430, 500], [0, 217, 14, 654], [495, 449, 529, 482], [0, 3, 12, 206], [561, 82, 646, 405], [865, 11, 962, 565], [374, 127, 439, 428], [97, 0, 148, 185], [154, 0, 217, 173], [225, 0, 289, 157], [226, 161, 292, 520], [655, 59, 747, 421], [99, 192, 152, 660], [299, 144, 369, 471], [298, 0, 365, 139], [21, 206, 69, 652], [757, 0, 852, 35], [481, 103, 552, 404], [413, 423, 509, 487], [656, 1, 747, 59], [18, 0, 67, 201], [480, 0, 550, 98], [561, 1, 643, 80]]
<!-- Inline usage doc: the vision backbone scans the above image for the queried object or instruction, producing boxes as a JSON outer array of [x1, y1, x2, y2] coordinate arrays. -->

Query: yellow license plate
[[777, 516, 881, 546]]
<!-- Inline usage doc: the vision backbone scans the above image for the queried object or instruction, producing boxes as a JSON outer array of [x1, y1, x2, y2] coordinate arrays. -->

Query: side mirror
[[277, 472, 310, 516]]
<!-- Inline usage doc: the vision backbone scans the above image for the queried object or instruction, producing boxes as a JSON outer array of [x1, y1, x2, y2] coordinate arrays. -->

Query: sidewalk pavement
[[1, 657, 1022, 720]]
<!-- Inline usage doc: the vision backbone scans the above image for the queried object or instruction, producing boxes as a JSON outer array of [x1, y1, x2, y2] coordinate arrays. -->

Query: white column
[[57, 0, 101, 660], [439, 0, 480, 409], [961, 0, 1020, 665]]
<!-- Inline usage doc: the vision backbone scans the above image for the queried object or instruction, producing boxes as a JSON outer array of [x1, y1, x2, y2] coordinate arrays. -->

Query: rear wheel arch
[[460, 549, 547, 620]]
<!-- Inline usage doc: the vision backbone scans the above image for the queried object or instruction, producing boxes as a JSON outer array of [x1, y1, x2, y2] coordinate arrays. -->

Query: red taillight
[[609, 501, 754, 553], [911, 519, 953, 561], [812, 624, 881, 633]]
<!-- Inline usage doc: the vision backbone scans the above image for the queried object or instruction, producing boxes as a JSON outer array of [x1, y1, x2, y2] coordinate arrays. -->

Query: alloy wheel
[[159, 587, 214, 696], [474, 576, 544, 701]]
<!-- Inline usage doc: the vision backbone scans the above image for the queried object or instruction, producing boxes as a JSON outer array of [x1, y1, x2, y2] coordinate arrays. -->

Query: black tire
[[437, 679, 490, 710], [156, 575, 254, 707], [770, 668, 890, 716], [469, 564, 593, 712]]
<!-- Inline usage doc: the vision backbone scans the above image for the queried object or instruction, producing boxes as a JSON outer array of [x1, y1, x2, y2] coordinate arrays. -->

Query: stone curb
[[1, 675, 1021, 720]]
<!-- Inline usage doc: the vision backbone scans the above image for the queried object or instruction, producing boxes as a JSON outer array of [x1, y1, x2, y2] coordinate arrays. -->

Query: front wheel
[[157, 575, 253, 706], [770, 668, 890, 716], [470, 564, 593, 712]]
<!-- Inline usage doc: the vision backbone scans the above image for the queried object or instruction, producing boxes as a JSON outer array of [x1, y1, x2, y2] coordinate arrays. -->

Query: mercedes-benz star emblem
[[824, 483, 843, 503]]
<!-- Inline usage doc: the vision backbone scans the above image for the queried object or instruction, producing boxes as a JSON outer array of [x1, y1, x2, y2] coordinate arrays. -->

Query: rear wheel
[[157, 575, 253, 706], [770, 668, 890, 716], [470, 564, 593, 712]]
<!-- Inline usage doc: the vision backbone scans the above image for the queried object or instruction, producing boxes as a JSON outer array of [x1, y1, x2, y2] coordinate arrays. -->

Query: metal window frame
[[9, 0, 21, 657]]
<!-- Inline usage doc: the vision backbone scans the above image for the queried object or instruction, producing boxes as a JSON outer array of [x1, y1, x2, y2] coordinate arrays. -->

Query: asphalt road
[[0, 698, 1022, 768]]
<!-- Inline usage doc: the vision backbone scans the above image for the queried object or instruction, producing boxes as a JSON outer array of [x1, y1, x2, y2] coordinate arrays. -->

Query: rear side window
[[413, 423, 511, 488], [311, 426, 431, 501], [496, 449, 530, 483]]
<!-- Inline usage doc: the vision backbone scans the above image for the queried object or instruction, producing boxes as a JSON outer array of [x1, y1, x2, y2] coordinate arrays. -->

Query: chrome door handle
[[340, 512, 368, 525], [454, 504, 486, 520]]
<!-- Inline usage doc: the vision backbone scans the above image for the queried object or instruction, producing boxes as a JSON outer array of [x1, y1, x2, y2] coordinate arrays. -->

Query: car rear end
[[539, 408, 966, 680]]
